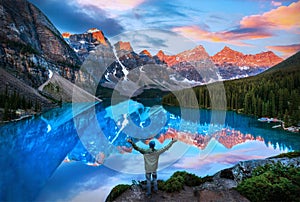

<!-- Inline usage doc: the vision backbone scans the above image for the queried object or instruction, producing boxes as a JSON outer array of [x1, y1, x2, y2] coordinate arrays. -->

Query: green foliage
[[106, 171, 213, 201], [163, 175, 185, 193], [269, 151, 300, 159], [220, 168, 234, 180], [162, 52, 300, 126], [159, 171, 213, 193], [0, 85, 40, 121], [157, 179, 166, 190], [133, 88, 170, 99], [236, 162, 300, 202], [161, 171, 186, 193], [3, 39, 39, 55], [20, 44, 39, 55], [105, 184, 130, 202]]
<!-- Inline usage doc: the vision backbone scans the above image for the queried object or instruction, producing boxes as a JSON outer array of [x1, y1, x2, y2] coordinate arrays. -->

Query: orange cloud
[[172, 26, 270, 46], [172, 26, 222, 42], [241, 1, 300, 30], [267, 44, 300, 58], [173, 2, 300, 47]]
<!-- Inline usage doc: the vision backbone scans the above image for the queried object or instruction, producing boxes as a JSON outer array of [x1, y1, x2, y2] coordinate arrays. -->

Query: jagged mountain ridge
[[212, 46, 283, 68], [102, 41, 218, 95], [211, 46, 283, 80], [157, 45, 211, 67], [62, 28, 110, 62], [64, 29, 283, 84], [64, 30, 218, 89]]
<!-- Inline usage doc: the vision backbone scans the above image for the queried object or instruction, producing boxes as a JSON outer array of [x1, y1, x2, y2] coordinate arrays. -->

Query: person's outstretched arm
[[157, 138, 177, 155], [127, 138, 147, 154]]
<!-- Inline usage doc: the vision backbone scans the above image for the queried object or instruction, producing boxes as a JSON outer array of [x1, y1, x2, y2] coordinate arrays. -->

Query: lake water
[[0, 99, 299, 201]]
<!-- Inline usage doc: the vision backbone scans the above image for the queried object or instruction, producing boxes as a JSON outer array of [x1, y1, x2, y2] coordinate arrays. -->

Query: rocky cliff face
[[212, 46, 283, 68], [114, 41, 133, 58], [0, 0, 81, 87], [211, 46, 283, 79], [63, 28, 110, 62], [0, 0, 81, 119], [167, 45, 218, 82], [66, 33, 219, 96], [155, 45, 211, 67]]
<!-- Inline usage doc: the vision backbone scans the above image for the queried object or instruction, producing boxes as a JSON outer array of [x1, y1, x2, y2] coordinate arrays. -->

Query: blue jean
[[146, 172, 157, 195]]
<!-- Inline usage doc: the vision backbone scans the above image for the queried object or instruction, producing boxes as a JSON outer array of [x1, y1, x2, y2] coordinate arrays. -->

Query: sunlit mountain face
[[62, 29, 284, 88]]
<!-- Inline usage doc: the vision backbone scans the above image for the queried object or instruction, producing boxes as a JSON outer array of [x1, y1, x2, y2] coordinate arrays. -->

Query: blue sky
[[29, 0, 300, 57]]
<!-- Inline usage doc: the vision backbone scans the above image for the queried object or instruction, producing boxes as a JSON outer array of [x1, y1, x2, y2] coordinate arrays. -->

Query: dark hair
[[149, 141, 155, 148]]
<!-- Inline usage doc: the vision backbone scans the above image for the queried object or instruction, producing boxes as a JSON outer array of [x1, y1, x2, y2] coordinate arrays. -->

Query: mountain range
[[63, 29, 283, 83], [0, 0, 290, 121], [162, 51, 300, 126]]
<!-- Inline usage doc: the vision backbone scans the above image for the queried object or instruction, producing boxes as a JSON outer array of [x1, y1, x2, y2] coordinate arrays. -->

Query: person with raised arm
[[127, 138, 177, 198]]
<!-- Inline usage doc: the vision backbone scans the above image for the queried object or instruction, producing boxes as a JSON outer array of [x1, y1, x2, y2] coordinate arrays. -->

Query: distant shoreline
[[258, 117, 300, 133]]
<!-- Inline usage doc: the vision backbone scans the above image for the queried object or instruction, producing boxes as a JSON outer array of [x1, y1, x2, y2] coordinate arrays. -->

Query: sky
[[28, 0, 300, 58]]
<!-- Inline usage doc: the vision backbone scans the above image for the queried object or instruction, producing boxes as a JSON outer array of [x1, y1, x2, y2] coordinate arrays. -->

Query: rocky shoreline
[[106, 153, 300, 202]]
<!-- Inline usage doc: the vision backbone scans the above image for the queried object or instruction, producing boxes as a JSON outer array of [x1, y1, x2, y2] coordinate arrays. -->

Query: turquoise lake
[[0, 99, 299, 201]]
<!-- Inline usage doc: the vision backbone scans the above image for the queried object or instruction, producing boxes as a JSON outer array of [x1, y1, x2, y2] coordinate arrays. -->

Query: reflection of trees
[[157, 128, 264, 150], [259, 132, 296, 151]]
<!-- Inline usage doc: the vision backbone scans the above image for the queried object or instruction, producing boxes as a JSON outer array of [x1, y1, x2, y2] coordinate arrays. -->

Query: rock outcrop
[[0, 0, 81, 87], [109, 156, 300, 202], [211, 46, 283, 68], [175, 45, 211, 64], [139, 49, 152, 57], [210, 46, 283, 79], [165, 45, 217, 82], [0, 0, 81, 119], [114, 41, 134, 58], [38, 72, 101, 103], [64, 28, 110, 62], [155, 46, 211, 67], [87, 28, 108, 46]]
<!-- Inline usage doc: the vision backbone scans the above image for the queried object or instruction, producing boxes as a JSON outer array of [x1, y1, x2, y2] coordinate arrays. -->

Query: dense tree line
[[162, 55, 300, 127], [0, 85, 41, 121]]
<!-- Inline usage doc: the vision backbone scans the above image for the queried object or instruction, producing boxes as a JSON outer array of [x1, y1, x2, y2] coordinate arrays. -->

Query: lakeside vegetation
[[105, 171, 213, 202], [106, 152, 300, 201], [162, 52, 300, 127], [236, 162, 300, 201], [0, 85, 41, 121]]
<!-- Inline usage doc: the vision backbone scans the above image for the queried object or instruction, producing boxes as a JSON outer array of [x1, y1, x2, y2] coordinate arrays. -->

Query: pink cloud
[[172, 1, 300, 47], [267, 44, 300, 58], [172, 26, 270, 46], [241, 1, 300, 30], [271, 1, 282, 7]]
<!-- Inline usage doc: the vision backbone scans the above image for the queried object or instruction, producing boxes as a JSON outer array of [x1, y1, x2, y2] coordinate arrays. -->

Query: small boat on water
[[285, 126, 300, 133], [258, 117, 299, 133], [272, 125, 282, 128], [258, 117, 281, 123], [258, 117, 269, 122]]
